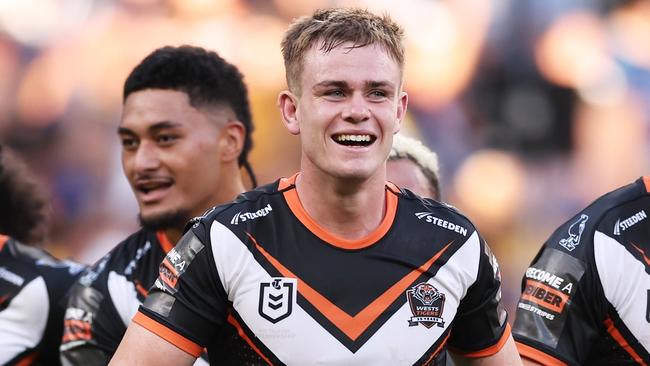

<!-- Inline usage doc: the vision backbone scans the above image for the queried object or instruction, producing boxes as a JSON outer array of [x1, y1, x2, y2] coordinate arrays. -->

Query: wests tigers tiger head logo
[[413, 283, 441, 306], [406, 282, 446, 328]]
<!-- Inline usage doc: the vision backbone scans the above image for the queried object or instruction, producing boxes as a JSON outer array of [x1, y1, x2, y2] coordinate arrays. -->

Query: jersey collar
[[278, 173, 398, 250]]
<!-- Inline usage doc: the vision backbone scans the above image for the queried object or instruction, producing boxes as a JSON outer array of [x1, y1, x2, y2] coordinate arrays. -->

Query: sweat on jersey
[[513, 176, 650, 365], [0, 235, 84, 365], [135, 174, 510, 365]]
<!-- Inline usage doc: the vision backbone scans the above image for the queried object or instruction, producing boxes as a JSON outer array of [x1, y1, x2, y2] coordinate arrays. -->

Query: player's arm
[[112, 226, 226, 365], [109, 321, 194, 365], [450, 335, 522, 365], [448, 236, 521, 363], [60, 256, 121, 365]]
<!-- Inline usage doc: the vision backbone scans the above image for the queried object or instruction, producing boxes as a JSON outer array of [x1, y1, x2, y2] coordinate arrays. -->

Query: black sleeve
[[512, 244, 602, 365], [60, 255, 126, 363], [448, 238, 510, 357], [135, 224, 229, 356]]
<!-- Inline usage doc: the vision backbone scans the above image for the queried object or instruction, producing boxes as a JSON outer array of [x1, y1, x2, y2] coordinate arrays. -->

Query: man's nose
[[133, 141, 160, 172], [341, 93, 370, 123]]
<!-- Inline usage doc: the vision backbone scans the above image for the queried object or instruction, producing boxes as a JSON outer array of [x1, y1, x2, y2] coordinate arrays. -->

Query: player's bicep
[[109, 321, 195, 366], [449, 239, 509, 356], [512, 246, 593, 364], [137, 228, 227, 351]]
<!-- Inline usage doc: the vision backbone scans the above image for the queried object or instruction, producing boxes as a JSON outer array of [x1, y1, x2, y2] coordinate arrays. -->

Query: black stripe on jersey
[[225, 309, 285, 366], [413, 326, 452, 366], [250, 235, 464, 353], [603, 306, 650, 364]]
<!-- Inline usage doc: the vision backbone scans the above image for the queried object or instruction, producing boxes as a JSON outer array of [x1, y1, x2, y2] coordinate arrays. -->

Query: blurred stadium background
[[1, 0, 649, 316]]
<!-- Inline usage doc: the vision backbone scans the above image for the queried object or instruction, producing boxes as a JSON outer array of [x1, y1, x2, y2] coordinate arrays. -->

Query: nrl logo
[[406, 282, 446, 328], [258, 278, 296, 324]]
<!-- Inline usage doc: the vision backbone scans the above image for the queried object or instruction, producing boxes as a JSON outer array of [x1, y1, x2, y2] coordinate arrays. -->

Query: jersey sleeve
[[512, 243, 600, 365], [60, 255, 126, 364], [0, 276, 49, 365], [447, 237, 510, 357], [135, 222, 229, 357]]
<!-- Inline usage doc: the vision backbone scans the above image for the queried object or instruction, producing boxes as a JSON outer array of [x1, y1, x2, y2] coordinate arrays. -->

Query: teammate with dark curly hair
[[0, 146, 84, 365], [61, 45, 255, 365]]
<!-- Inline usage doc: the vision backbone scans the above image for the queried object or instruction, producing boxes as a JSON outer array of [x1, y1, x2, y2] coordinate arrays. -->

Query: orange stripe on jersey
[[279, 173, 398, 250], [457, 323, 512, 358], [134, 280, 149, 297], [227, 314, 274, 365], [643, 176, 650, 193], [133, 311, 203, 357], [0, 234, 9, 251], [249, 232, 453, 341], [15, 351, 39, 366], [521, 280, 570, 313], [604, 318, 648, 366], [157, 231, 174, 253], [516, 341, 567, 366], [422, 333, 450, 365], [631, 243, 650, 267]]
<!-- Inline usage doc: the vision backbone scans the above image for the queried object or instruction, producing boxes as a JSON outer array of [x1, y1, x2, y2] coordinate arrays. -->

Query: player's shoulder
[[77, 228, 156, 288], [187, 179, 284, 233], [10, 239, 83, 279], [396, 187, 477, 232], [544, 177, 650, 256]]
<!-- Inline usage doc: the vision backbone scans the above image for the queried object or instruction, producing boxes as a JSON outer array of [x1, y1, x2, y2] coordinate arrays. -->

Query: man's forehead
[[301, 42, 401, 84]]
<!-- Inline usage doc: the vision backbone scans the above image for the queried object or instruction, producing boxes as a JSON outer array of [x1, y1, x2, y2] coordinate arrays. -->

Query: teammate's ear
[[394, 91, 408, 135], [278, 91, 300, 135], [219, 121, 245, 163]]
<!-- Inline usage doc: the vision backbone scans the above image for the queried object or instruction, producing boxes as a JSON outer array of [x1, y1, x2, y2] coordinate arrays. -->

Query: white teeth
[[336, 134, 371, 142]]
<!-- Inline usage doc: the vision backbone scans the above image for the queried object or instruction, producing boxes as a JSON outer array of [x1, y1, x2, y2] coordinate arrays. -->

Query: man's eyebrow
[[313, 80, 349, 89], [366, 80, 395, 89], [117, 121, 182, 135]]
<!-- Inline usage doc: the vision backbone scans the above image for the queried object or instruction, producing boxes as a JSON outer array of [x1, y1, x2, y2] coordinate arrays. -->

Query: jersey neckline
[[278, 173, 399, 250]]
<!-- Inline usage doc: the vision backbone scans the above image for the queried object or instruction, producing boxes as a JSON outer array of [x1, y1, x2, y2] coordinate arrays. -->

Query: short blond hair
[[389, 134, 441, 199], [281, 8, 405, 93]]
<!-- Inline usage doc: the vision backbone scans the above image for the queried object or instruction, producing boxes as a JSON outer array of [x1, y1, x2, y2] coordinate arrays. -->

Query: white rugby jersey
[[137, 174, 510, 365], [514, 176, 650, 365]]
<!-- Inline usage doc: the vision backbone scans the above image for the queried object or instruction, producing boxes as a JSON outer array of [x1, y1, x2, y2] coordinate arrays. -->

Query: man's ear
[[394, 91, 408, 135], [278, 90, 300, 135], [219, 121, 245, 163]]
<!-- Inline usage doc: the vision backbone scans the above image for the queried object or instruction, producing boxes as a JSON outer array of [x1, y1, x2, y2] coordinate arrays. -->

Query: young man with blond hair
[[111, 8, 521, 365]]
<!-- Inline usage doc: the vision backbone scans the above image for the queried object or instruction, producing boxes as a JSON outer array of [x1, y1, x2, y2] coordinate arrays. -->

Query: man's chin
[[138, 210, 190, 232]]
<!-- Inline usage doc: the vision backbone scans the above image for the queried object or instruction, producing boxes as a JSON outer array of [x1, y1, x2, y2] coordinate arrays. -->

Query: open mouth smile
[[332, 133, 376, 147]]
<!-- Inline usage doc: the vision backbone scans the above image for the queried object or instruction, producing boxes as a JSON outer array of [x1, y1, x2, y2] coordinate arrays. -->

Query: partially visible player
[[60, 45, 255, 365], [0, 146, 84, 365], [387, 134, 441, 200], [111, 8, 520, 365], [513, 177, 650, 365]]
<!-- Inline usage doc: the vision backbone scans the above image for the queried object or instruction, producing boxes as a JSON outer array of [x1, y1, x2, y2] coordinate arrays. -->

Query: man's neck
[[295, 170, 387, 241], [164, 164, 246, 246]]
